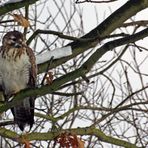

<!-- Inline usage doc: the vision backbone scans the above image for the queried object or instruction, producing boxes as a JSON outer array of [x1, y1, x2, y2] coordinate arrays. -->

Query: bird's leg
[[5, 88, 21, 102]]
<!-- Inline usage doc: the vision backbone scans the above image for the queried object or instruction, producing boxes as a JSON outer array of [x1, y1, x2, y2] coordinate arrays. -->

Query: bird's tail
[[11, 97, 35, 131]]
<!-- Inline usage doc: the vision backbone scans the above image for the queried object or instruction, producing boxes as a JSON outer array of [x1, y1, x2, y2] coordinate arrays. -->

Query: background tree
[[0, 0, 148, 147]]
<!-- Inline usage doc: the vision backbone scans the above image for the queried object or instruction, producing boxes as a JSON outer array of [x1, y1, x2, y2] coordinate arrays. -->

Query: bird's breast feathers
[[0, 47, 31, 95]]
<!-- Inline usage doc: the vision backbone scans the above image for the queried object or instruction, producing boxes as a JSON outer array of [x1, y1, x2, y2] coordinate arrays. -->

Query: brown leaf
[[11, 13, 30, 27], [45, 71, 53, 85], [20, 134, 31, 148], [55, 133, 85, 148], [77, 137, 85, 148], [24, 141, 31, 148]]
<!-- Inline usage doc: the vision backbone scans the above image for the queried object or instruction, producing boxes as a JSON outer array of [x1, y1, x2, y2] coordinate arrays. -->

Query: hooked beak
[[14, 43, 22, 48]]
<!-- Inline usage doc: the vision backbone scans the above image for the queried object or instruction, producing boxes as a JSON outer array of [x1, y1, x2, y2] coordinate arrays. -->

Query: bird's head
[[2, 31, 26, 49]]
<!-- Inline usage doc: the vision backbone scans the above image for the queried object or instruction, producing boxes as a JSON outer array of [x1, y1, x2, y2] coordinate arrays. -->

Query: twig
[[75, 0, 117, 4], [0, 121, 14, 126], [27, 29, 129, 45]]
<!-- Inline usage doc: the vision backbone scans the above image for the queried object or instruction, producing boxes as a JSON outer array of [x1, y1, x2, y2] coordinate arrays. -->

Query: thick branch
[[0, 127, 140, 148], [0, 0, 39, 16]]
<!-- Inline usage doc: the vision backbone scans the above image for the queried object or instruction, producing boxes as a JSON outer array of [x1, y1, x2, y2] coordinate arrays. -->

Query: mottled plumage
[[0, 31, 37, 131]]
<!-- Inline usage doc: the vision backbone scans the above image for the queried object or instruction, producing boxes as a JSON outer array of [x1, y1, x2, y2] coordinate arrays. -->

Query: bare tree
[[0, 0, 148, 147]]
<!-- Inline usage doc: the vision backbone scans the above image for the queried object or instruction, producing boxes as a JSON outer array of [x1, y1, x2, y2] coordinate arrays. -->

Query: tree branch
[[27, 29, 128, 45], [0, 0, 40, 16], [27, 29, 81, 45], [0, 126, 141, 148], [75, 0, 118, 3]]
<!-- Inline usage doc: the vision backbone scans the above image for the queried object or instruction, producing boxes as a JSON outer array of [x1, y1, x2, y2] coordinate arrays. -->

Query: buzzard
[[0, 31, 37, 131]]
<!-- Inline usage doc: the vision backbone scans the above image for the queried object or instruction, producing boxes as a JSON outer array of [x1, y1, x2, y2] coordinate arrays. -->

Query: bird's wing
[[26, 47, 37, 87], [0, 46, 5, 102]]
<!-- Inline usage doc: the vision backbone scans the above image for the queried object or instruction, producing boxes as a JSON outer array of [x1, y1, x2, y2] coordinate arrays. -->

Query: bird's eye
[[9, 36, 16, 42], [12, 38, 16, 41]]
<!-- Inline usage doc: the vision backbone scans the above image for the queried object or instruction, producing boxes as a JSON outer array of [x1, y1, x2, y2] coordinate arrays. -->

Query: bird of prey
[[0, 31, 37, 131]]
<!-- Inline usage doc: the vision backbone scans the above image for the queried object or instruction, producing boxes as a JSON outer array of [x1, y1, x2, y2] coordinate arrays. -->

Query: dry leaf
[[20, 134, 31, 148], [12, 13, 30, 27], [45, 71, 53, 85], [24, 141, 31, 148], [77, 137, 85, 148], [55, 133, 85, 148]]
